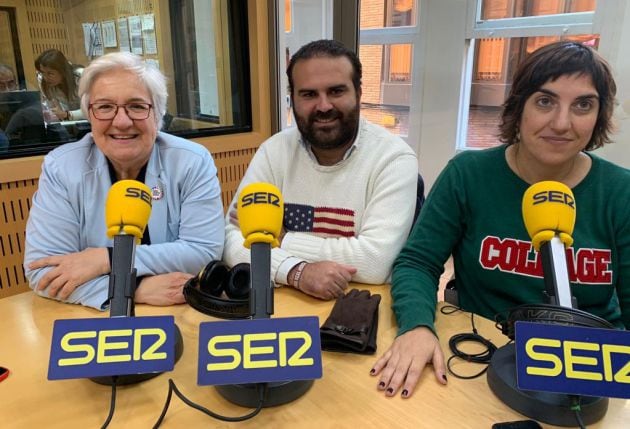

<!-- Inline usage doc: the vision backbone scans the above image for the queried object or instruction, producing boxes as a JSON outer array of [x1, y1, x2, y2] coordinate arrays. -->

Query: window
[[277, 0, 334, 130], [0, 0, 251, 159], [361, 0, 416, 29], [359, 0, 418, 139], [480, 0, 596, 20], [360, 43, 413, 136], [461, 0, 598, 149]]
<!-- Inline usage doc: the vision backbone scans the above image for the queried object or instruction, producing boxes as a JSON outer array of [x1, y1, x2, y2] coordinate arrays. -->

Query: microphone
[[215, 183, 315, 407], [487, 181, 611, 426], [237, 182, 283, 319], [522, 181, 575, 308], [91, 180, 183, 386], [105, 180, 152, 317]]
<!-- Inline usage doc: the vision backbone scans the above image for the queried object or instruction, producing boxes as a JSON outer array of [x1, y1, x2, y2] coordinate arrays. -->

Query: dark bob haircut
[[287, 39, 362, 95], [499, 41, 617, 151]]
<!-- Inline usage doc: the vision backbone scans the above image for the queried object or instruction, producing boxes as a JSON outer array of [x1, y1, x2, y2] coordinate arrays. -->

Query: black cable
[[441, 305, 498, 379], [100, 376, 118, 429], [570, 395, 587, 429], [152, 379, 266, 428]]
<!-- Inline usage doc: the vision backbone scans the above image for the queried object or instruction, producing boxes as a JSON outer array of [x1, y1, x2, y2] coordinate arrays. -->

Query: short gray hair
[[0, 63, 15, 76], [79, 53, 167, 130]]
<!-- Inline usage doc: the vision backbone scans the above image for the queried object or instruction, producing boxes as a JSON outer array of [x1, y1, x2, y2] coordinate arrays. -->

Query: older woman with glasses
[[24, 52, 225, 309]]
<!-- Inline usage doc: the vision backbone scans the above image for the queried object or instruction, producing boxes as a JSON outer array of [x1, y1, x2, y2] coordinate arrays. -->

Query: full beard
[[296, 105, 360, 150]]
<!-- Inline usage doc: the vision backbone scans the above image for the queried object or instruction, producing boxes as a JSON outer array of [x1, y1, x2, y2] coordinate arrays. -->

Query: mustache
[[310, 110, 341, 122]]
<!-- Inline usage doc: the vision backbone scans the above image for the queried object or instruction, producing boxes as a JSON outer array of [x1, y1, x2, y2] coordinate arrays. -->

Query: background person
[[35, 49, 83, 121], [24, 52, 225, 309], [0, 64, 54, 146], [223, 39, 418, 300], [0, 64, 18, 92], [0, 64, 18, 132], [371, 41, 630, 398]]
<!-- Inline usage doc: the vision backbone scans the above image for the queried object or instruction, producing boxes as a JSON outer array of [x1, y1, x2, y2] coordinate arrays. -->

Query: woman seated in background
[[24, 52, 225, 309], [35, 49, 84, 121], [371, 41, 629, 398]]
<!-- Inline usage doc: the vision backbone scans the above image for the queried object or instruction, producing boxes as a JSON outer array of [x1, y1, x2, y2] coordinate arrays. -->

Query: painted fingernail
[[442, 374, 448, 382], [386, 388, 394, 394], [370, 368, 376, 375], [378, 381, 385, 388], [402, 389, 409, 397]]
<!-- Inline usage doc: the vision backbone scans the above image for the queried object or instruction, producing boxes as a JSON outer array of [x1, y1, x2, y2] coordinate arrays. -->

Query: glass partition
[[0, 0, 251, 159]]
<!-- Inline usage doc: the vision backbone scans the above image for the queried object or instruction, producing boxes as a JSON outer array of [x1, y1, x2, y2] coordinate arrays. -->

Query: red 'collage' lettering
[[479, 236, 612, 284]]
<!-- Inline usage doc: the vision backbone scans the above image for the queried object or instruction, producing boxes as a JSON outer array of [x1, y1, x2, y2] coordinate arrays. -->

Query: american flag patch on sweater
[[284, 203, 355, 238]]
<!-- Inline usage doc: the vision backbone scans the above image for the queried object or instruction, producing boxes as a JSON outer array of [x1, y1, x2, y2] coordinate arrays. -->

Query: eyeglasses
[[89, 102, 153, 120]]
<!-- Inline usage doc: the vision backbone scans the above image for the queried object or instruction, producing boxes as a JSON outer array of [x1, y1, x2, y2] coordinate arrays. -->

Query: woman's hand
[[370, 327, 447, 398], [29, 247, 110, 299], [134, 272, 193, 306], [50, 106, 68, 121]]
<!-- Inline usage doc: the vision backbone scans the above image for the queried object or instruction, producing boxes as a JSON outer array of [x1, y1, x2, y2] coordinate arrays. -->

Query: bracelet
[[292, 262, 307, 290]]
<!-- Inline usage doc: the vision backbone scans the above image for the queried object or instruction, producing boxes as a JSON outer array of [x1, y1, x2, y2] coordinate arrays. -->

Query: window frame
[[359, 2, 423, 143], [457, 0, 602, 151], [0, 0, 253, 160]]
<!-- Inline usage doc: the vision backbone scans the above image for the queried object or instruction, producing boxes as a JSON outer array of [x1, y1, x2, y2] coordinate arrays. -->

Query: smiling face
[[88, 69, 157, 179], [290, 56, 361, 152], [518, 73, 599, 172]]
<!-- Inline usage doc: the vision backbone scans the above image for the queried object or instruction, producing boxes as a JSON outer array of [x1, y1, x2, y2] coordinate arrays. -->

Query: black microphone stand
[[487, 235, 608, 425], [90, 234, 184, 386], [215, 242, 313, 407]]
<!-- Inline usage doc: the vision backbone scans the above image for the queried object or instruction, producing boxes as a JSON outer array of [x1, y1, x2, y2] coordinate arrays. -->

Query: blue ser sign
[[515, 321, 630, 399], [48, 316, 176, 380], [197, 316, 323, 386]]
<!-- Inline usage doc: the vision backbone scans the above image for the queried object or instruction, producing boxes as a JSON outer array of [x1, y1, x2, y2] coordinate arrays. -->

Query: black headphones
[[183, 261, 251, 319], [497, 303, 615, 340]]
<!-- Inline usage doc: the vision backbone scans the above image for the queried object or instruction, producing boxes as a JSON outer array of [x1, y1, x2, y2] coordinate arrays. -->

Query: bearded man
[[223, 39, 418, 299]]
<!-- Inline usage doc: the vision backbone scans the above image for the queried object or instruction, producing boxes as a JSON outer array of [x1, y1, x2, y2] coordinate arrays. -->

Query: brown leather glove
[[320, 289, 381, 354]]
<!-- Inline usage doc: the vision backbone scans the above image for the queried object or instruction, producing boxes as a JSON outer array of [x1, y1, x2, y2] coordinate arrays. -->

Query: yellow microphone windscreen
[[105, 180, 152, 241], [522, 181, 575, 251], [237, 182, 284, 249]]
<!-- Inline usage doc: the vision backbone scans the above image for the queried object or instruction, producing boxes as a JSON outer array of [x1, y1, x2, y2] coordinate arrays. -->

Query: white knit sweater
[[223, 118, 418, 285]]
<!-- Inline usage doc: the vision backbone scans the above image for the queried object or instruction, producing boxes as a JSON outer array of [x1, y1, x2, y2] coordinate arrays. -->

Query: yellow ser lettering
[[525, 338, 562, 377], [97, 329, 132, 363], [563, 341, 602, 381], [244, 333, 277, 369], [134, 328, 167, 361], [602, 344, 630, 383], [207, 335, 241, 371], [279, 331, 313, 367], [58, 331, 97, 367]]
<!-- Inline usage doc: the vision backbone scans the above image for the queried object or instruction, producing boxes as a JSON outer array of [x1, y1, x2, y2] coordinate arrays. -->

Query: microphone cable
[[100, 376, 118, 429], [152, 379, 266, 428], [441, 305, 498, 379], [570, 395, 587, 429]]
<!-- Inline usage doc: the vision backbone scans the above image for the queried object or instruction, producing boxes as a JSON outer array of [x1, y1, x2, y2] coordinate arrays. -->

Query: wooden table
[[0, 285, 627, 428]]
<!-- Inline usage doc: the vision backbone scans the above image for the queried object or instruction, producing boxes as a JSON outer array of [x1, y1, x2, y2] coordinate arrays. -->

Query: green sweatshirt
[[392, 145, 630, 334]]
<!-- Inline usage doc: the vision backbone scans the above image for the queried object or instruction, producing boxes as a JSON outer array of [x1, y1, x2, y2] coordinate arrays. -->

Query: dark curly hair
[[499, 41, 616, 151], [287, 39, 362, 94]]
